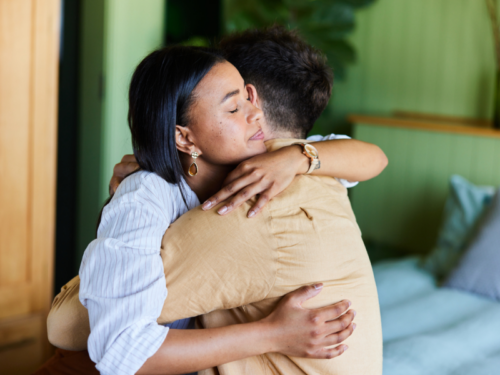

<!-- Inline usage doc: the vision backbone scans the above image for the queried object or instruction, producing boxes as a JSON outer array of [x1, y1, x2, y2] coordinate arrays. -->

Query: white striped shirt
[[79, 172, 199, 375], [79, 134, 355, 375]]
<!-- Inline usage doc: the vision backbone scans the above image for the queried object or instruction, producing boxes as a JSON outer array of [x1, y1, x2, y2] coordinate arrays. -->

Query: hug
[[43, 26, 388, 375]]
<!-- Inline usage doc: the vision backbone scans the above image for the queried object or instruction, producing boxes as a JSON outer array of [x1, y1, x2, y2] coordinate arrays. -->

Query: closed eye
[[230, 108, 238, 113]]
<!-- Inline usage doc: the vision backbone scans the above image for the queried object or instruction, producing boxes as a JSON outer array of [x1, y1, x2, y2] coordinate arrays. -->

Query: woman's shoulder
[[116, 170, 180, 198], [112, 170, 198, 215]]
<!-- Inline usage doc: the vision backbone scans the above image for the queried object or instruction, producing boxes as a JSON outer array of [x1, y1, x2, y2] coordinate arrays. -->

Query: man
[[48, 26, 385, 374]]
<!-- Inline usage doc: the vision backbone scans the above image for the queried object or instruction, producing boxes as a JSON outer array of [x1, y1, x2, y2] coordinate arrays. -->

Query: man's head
[[220, 25, 333, 139]]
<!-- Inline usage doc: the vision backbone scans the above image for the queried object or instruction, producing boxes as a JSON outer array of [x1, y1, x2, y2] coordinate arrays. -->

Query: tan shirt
[[48, 138, 382, 374]]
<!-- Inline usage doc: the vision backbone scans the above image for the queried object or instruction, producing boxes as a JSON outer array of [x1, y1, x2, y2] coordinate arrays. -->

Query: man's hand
[[109, 154, 140, 195], [201, 145, 307, 218]]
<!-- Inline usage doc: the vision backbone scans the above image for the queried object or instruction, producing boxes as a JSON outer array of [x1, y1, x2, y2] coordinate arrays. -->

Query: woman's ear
[[246, 84, 261, 108], [175, 125, 199, 156]]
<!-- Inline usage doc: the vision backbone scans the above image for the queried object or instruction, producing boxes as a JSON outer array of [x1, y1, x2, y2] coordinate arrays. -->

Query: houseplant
[[223, 0, 377, 80]]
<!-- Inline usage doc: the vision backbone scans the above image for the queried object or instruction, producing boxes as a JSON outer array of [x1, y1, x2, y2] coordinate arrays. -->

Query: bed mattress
[[373, 257, 500, 375]]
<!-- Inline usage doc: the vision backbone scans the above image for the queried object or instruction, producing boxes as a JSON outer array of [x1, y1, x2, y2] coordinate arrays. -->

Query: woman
[[77, 45, 374, 375]]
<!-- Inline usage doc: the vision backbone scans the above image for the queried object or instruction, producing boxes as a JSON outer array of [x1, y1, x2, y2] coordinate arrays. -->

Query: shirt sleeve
[[79, 172, 175, 375], [306, 133, 359, 188]]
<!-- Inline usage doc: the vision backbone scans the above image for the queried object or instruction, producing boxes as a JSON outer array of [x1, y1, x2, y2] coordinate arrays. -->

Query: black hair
[[96, 46, 223, 234], [220, 25, 333, 138], [128, 45, 224, 187]]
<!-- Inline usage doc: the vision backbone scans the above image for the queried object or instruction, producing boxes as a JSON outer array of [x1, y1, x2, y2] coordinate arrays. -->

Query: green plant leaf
[[221, 0, 377, 80]]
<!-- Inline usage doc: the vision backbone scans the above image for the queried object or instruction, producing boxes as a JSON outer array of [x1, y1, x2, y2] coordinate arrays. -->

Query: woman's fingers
[[285, 284, 324, 306], [324, 309, 356, 334], [215, 181, 267, 216], [201, 173, 256, 211], [246, 187, 278, 218], [309, 344, 349, 360], [202, 172, 267, 212], [324, 322, 356, 346], [120, 154, 137, 163], [263, 284, 356, 359], [109, 156, 140, 195], [315, 300, 353, 322]]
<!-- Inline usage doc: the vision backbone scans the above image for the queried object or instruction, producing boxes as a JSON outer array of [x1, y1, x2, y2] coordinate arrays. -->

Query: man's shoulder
[[167, 200, 269, 233], [267, 174, 347, 210]]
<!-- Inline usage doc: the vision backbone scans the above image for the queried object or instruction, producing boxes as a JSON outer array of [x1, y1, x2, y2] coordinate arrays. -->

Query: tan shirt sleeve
[[158, 201, 277, 324]]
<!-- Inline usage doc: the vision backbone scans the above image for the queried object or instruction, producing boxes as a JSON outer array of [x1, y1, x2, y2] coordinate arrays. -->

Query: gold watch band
[[294, 142, 320, 175], [306, 158, 319, 174]]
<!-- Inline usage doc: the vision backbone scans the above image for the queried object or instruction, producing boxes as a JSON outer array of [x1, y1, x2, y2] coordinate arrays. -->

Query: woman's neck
[[180, 153, 233, 203]]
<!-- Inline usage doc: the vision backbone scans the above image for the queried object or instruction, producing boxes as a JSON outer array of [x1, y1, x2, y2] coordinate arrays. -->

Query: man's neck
[[264, 129, 300, 141], [263, 123, 302, 141]]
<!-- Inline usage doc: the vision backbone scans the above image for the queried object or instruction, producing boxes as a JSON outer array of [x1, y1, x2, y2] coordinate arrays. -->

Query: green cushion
[[422, 175, 494, 280]]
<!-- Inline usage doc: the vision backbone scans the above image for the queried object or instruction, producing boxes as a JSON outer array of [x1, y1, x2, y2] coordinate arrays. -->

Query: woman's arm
[[202, 138, 387, 217], [107, 137, 388, 217], [139, 286, 355, 375], [306, 137, 388, 181], [80, 171, 181, 375]]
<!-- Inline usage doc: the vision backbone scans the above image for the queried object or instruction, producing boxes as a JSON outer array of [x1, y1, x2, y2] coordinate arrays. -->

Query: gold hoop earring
[[188, 151, 199, 176]]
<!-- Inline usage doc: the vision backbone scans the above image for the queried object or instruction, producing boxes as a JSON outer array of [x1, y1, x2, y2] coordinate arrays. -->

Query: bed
[[348, 115, 500, 374], [374, 257, 500, 375]]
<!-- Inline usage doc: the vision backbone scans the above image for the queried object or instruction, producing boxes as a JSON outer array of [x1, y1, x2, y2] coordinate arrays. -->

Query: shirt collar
[[264, 138, 308, 153]]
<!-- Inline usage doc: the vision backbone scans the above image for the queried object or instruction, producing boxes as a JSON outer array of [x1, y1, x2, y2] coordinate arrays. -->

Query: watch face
[[304, 144, 319, 158]]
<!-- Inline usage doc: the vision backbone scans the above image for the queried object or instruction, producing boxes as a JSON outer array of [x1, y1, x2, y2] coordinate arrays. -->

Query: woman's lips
[[250, 129, 264, 141]]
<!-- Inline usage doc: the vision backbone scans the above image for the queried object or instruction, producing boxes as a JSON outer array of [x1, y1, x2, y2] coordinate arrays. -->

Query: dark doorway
[[55, 0, 80, 293]]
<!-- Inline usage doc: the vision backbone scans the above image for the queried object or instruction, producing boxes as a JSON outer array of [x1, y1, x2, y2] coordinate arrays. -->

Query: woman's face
[[180, 61, 267, 166]]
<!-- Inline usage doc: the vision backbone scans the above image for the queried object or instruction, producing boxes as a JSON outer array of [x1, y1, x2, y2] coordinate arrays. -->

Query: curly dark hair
[[220, 25, 333, 138]]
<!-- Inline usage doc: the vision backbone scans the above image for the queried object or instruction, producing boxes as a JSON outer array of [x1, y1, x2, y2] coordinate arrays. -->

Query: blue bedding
[[373, 257, 500, 375]]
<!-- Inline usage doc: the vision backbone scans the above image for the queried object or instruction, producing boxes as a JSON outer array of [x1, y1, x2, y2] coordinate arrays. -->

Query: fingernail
[[347, 300, 351, 307], [248, 210, 256, 218], [313, 283, 323, 290], [352, 323, 357, 330], [202, 200, 212, 210], [343, 345, 349, 352], [218, 206, 227, 215], [353, 310, 357, 317]]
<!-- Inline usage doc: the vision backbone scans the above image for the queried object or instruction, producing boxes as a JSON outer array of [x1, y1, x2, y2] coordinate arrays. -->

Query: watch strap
[[306, 158, 319, 174], [294, 142, 319, 175]]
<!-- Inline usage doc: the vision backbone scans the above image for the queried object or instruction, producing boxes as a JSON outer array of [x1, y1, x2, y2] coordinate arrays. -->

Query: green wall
[[76, 0, 165, 265], [351, 123, 500, 257], [312, 0, 499, 135]]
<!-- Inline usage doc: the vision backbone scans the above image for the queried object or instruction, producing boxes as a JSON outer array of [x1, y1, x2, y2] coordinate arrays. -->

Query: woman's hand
[[109, 154, 140, 195], [262, 284, 356, 359], [202, 145, 308, 217]]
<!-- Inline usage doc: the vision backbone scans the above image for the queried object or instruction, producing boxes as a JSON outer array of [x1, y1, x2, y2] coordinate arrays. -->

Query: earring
[[188, 151, 199, 176]]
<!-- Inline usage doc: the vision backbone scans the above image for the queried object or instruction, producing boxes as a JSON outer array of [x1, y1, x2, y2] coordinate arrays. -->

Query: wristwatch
[[295, 143, 320, 174]]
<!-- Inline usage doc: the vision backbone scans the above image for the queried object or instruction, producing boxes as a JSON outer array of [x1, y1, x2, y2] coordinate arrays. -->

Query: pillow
[[444, 189, 500, 301], [422, 175, 494, 280]]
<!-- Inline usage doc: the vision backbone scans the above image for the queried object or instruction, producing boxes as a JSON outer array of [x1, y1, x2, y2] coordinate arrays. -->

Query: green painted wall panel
[[101, 0, 166, 201], [76, 0, 165, 264], [312, 0, 499, 135], [351, 124, 500, 255]]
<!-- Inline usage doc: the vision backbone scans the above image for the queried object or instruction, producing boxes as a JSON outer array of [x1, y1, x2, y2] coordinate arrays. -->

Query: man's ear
[[246, 84, 261, 109], [175, 125, 199, 156]]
